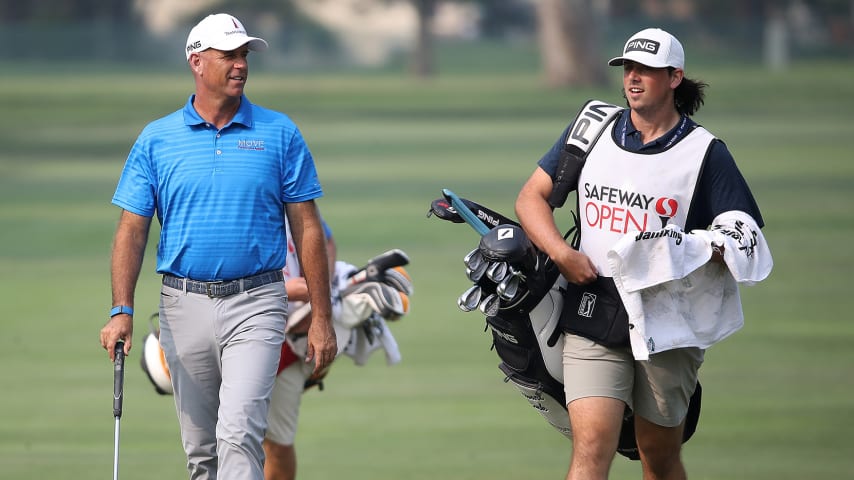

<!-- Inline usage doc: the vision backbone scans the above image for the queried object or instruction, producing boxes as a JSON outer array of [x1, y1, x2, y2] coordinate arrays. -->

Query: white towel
[[607, 210, 772, 360]]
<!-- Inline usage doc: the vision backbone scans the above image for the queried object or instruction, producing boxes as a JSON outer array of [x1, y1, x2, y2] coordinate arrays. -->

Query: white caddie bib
[[578, 124, 715, 273]]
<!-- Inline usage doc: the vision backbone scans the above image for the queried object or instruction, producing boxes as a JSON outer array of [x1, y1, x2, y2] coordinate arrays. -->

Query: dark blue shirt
[[537, 108, 764, 230]]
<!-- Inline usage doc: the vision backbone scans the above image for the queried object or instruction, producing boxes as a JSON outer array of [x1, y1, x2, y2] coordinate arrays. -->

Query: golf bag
[[140, 249, 413, 394], [428, 192, 701, 461]]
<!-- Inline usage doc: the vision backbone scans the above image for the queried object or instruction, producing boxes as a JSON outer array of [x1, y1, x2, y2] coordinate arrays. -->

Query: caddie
[[515, 27, 772, 479]]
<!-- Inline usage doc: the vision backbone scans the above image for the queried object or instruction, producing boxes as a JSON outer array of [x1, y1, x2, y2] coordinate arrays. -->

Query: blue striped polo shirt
[[112, 94, 323, 281]]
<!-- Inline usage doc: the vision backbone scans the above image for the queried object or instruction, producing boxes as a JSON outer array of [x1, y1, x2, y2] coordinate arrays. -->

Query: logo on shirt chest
[[582, 183, 681, 232], [237, 139, 265, 151]]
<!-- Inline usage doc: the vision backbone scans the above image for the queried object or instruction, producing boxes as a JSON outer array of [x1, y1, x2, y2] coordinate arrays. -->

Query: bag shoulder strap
[[548, 100, 623, 208]]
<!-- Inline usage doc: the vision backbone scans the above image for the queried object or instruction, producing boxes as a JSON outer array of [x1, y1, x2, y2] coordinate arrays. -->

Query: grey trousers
[[159, 281, 287, 480]]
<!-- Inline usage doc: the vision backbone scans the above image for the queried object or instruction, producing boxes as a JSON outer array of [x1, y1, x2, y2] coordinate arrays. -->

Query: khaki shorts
[[265, 336, 313, 445], [562, 333, 704, 427]]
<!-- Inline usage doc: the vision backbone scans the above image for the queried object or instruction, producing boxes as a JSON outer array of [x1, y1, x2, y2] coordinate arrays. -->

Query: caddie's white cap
[[185, 13, 268, 60], [608, 28, 684, 69]]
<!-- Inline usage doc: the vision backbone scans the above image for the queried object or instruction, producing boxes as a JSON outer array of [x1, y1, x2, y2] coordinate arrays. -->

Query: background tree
[[410, 0, 438, 77], [530, 0, 607, 88]]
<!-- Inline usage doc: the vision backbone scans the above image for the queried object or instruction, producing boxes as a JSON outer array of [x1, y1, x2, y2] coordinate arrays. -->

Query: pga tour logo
[[578, 292, 597, 318], [625, 38, 660, 55]]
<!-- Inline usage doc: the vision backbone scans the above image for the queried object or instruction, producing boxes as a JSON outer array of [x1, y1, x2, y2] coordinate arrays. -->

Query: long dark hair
[[674, 75, 708, 116]]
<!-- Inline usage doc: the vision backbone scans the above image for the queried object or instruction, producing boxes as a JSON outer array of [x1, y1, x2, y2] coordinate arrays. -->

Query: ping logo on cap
[[187, 41, 202, 55], [625, 38, 660, 55]]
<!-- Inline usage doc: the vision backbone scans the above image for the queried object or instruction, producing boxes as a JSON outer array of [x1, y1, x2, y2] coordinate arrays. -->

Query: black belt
[[162, 270, 284, 298]]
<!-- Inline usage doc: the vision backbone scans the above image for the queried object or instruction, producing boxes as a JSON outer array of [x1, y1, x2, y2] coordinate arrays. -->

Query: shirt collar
[[182, 94, 254, 128], [616, 109, 694, 150]]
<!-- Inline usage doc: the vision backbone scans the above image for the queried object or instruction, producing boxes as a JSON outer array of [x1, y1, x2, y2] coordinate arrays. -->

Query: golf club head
[[496, 271, 522, 302], [457, 285, 482, 312], [466, 260, 488, 282], [349, 249, 410, 285], [479, 224, 539, 274], [486, 261, 509, 283], [427, 192, 520, 229], [478, 294, 501, 316], [427, 198, 465, 223], [463, 248, 484, 271]]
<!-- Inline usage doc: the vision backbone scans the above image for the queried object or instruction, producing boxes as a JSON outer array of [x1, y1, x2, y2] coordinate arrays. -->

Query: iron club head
[[457, 285, 482, 312], [478, 293, 501, 316], [486, 261, 508, 283]]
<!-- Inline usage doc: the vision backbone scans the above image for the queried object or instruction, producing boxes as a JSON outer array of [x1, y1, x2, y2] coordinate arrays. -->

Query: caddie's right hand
[[100, 315, 133, 362], [555, 248, 598, 285]]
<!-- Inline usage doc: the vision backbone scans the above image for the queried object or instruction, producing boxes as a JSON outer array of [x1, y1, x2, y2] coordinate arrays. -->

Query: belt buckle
[[206, 281, 224, 298]]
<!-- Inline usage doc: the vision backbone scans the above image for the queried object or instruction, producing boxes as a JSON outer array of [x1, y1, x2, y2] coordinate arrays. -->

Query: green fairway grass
[[1, 59, 852, 479]]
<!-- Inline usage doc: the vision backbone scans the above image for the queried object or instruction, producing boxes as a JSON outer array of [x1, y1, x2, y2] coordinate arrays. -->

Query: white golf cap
[[185, 13, 268, 60], [608, 28, 684, 69]]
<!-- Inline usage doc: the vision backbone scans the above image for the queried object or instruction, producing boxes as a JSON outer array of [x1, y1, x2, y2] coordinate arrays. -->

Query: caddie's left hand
[[305, 312, 337, 375], [711, 241, 726, 263]]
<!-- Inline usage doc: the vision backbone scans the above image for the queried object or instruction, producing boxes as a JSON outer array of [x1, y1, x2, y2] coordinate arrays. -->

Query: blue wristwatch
[[110, 305, 134, 317]]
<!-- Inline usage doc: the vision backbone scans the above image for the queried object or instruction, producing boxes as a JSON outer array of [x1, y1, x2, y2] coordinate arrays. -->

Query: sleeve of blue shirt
[[282, 126, 323, 203], [112, 125, 158, 218]]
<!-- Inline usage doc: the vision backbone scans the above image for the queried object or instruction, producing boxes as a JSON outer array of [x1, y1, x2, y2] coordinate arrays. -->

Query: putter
[[113, 341, 126, 480]]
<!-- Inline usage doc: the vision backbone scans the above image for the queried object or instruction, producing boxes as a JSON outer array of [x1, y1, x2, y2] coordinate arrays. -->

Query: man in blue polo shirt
[[99, 13, 338, 480], [516, 28, 768, 479]]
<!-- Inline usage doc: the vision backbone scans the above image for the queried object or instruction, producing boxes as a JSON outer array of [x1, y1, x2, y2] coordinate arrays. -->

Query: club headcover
[[383, 266, 414, 296], [343, 281, 409, 321], [479, 224, 538, 274]]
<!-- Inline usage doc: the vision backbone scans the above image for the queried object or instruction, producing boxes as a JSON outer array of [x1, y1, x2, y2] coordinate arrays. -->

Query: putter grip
[[113, 341, 125, 418]]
